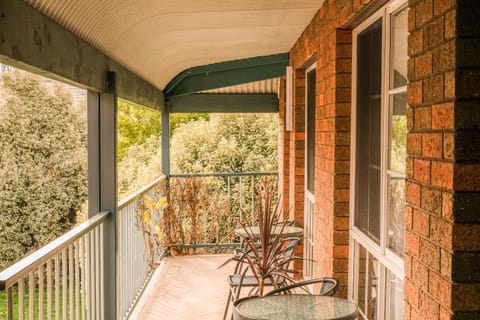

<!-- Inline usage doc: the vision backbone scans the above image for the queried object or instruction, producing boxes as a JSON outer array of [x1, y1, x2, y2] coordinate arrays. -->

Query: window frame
[[348, 0, 408, 318]]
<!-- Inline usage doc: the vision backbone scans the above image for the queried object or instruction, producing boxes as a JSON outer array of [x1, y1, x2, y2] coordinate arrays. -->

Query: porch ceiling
[[25, 0, 323, 91]]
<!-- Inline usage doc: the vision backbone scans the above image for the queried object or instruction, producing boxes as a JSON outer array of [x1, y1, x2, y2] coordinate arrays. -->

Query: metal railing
[[117, 175, 166, 319], [0, 172, 275, 319], [169, 172, 278, 250], [0, 211, 109, 320]]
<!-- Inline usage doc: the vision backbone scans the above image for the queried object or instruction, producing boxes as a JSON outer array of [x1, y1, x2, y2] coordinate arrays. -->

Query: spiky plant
[[221, 177, 299, 296]]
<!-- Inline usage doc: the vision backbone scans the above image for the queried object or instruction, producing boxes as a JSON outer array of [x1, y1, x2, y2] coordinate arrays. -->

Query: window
[[350, 1, 407, 319], [306, 67, 316, 194], [354, 18, 383, 243], [304, 64, 316, 280]]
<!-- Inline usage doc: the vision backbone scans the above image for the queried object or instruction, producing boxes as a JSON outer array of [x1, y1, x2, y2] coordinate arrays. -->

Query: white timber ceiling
[[24, 0, 323, 91]]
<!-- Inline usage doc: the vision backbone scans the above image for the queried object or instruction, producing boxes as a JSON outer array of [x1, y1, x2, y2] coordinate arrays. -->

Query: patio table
[[234, 294, 359, 320]]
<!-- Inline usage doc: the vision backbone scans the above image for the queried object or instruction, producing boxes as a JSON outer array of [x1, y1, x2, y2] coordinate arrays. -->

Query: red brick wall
[[289, 69, 305, 229], [406, 0, 480, 319], [279, 0, 375, 297], [278, 77, 290, 219], [279, 0, 480, 316]]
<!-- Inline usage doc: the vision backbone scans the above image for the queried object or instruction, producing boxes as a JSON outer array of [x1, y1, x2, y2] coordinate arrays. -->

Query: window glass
[[388, 10, 407, 257], [354, 244, 380, 320], [354, 18, 383, 243], [389, 93, 407, 173], [385, 269, 404, 320], [306, 69, 316, 193], [356, 245, 367, 316], [387, 176, 405, 256], [390, 8, 408, 88], [366, 253, 379, 320]]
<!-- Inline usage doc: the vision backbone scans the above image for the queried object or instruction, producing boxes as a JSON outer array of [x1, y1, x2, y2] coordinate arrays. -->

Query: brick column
[[288, 70, 306, 226], [278, 78, 291, 219], [405, 0, 480, 319]]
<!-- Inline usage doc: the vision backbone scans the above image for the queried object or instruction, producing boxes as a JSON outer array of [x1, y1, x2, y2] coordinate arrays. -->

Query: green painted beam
[[166, 93, 279, 113], [0, 0, 164, 111], [165, 53, 289, 97]]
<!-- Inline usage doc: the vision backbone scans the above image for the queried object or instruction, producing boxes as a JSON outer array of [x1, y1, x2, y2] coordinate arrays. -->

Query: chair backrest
[[264, 277, 339, 296], [273, 219, 295, 227], [318, 277, 339, 296], [276, 237, 301, 269]]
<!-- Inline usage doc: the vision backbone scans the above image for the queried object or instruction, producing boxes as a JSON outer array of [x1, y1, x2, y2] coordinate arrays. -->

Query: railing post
[[87, 71, 117, 319], [162, 110, 170, 177]]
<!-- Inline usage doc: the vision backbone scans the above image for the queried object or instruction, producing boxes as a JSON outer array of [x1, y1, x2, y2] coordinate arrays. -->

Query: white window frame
[[348, 0, 407, 318]]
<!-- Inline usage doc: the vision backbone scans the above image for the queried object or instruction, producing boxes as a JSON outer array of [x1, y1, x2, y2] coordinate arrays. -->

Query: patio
[[133, 255, 234, 320], [1, 0, 479, 319]]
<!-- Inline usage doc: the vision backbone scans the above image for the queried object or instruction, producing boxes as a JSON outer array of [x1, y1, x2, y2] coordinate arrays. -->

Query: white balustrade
[[0, 173, 278, 319], [0, 211, 108, 320], [117, 176, 166, 319]]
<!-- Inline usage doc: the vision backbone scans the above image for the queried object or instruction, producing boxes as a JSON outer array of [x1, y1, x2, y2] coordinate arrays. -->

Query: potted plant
[[220, 177, 300, 296]]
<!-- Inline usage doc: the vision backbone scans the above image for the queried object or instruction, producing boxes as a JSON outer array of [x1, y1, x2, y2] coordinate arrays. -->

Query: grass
[[0, 288, 66, 319]]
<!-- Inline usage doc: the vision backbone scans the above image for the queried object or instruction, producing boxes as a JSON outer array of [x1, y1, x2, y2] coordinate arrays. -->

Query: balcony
[[0, 172, 277, 319], [134, 254, 234, 320]]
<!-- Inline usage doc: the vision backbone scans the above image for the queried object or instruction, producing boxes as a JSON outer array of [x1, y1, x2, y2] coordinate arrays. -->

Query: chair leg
[[223, 286, 233, 320], [231, 285, 242, 320]]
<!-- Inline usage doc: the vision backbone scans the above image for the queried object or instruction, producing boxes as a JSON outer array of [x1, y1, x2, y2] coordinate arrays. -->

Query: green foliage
[[0, 71, 87, 270], [117, 101, 162, 161], [391, 114, 407, 172], [117, 101, 209, 198], [118, 134, 162, 198], [170, 113, 278, 173], [117, 101, 208, 161], [170, 113, 209, 134]]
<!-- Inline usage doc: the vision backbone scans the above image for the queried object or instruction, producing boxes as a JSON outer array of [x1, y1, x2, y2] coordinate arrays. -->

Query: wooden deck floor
[[133, 254, 235, 320]]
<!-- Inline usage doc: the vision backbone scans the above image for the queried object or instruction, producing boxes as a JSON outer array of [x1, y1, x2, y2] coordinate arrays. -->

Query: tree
[[118, 134, 162, 198], [117, 101, 208, 161], [117, 101, 162, 160], [170, 113, 210, 134], [170, 113, 278, 173], [0, 71, 87, 269], [117, 101, 209, 197]]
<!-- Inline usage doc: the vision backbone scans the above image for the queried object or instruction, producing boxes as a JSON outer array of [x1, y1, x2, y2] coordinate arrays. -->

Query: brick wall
[[279, 0, 375, 297], [406, 0, 480, 319], [279, 0, 480, 316], [278, 77, 290, 219]]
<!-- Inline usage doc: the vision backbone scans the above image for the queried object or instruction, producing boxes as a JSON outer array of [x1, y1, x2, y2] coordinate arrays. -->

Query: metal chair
[[233, 220, 295, 275], [223, 237, 301, 320], [264, 277, 339, 296], [273, 219, 295, 227]]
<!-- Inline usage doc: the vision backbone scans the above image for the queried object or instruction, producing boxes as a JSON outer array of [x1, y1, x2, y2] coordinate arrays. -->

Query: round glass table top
[[235, 226, 304, 239], [236, 295, 359, 320]]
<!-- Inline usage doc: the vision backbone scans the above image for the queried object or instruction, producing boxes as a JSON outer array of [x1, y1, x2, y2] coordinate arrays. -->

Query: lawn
[[0, 288, 64, 319]]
